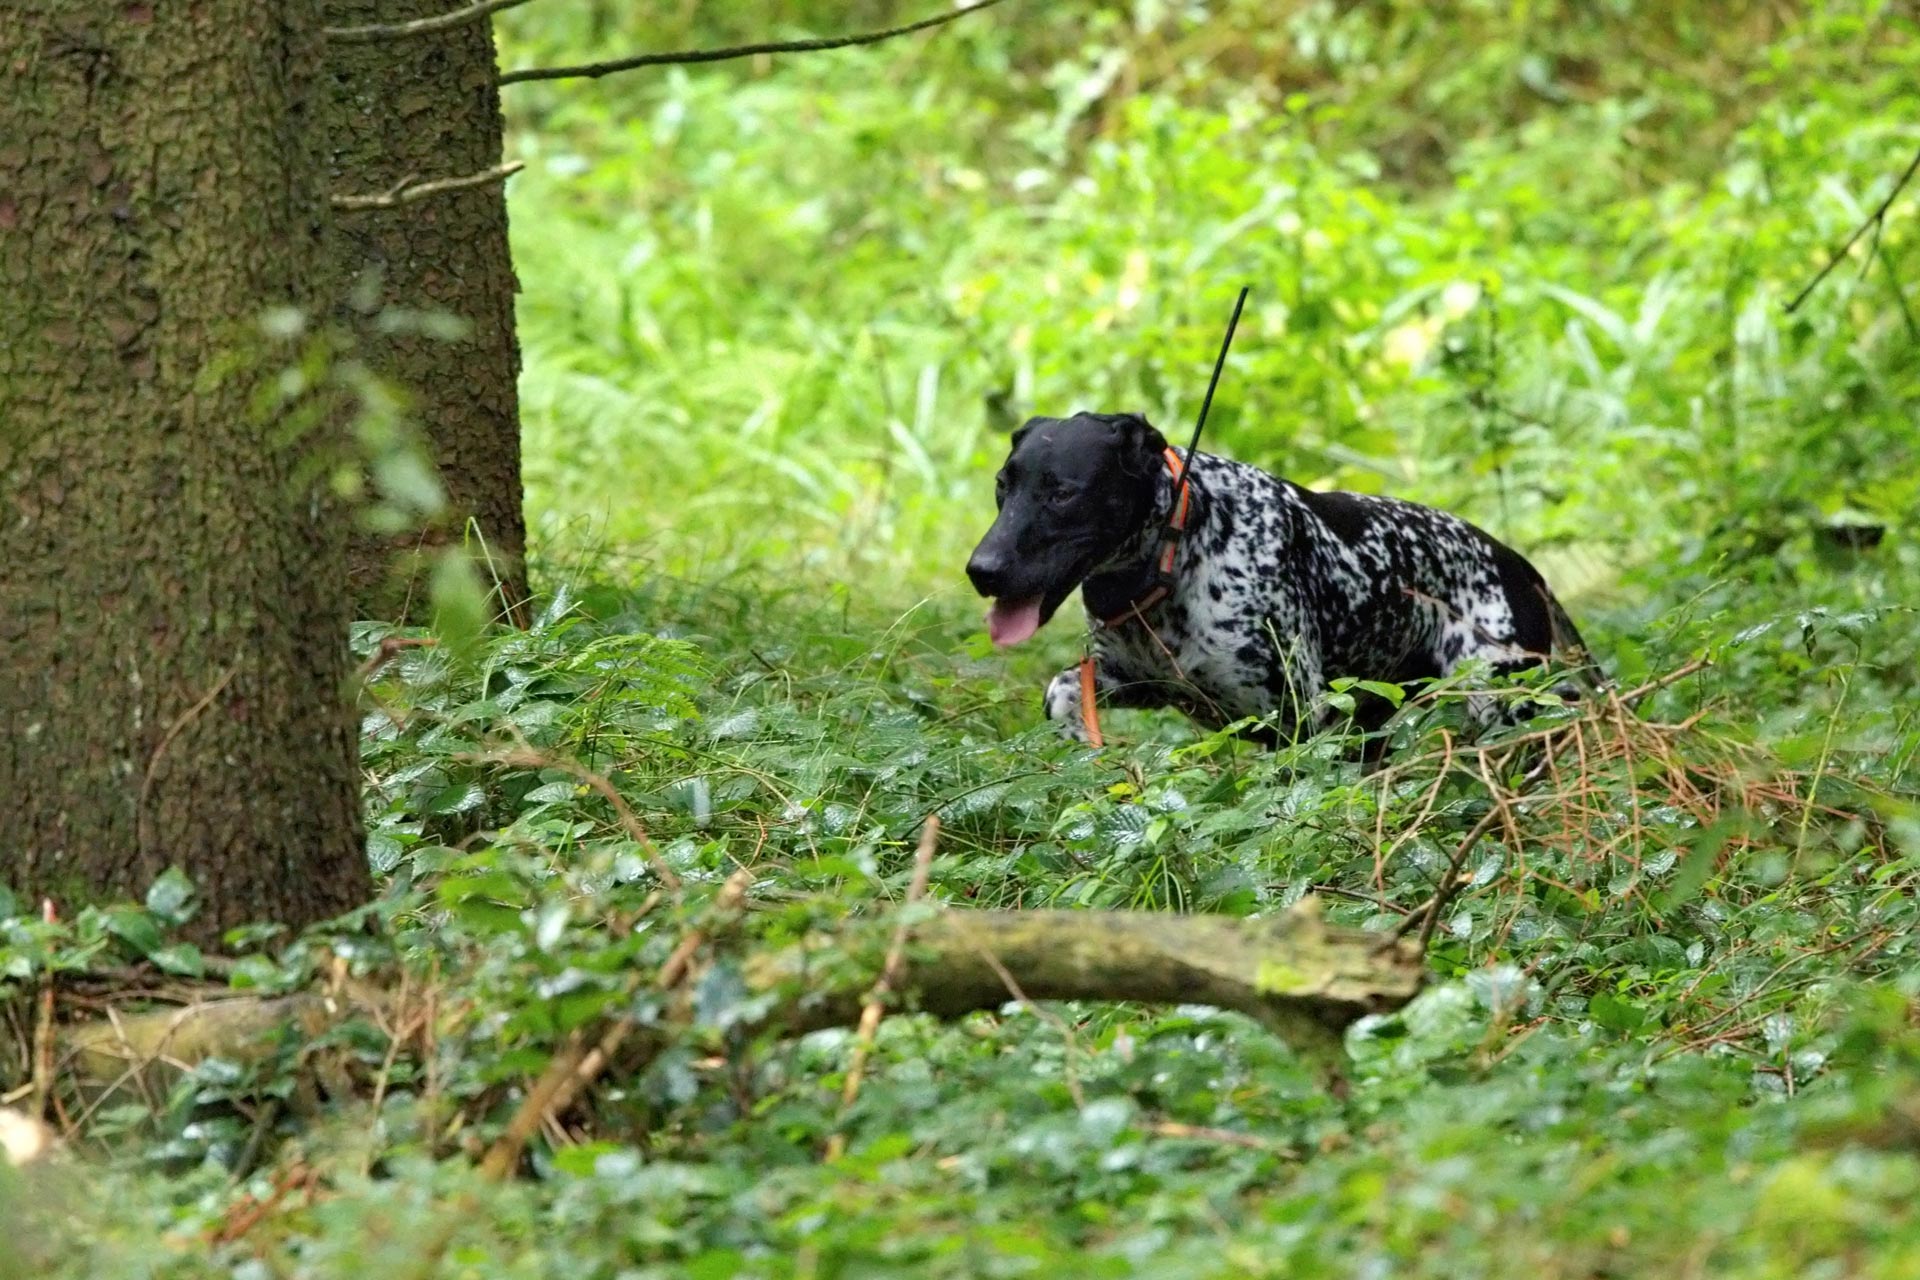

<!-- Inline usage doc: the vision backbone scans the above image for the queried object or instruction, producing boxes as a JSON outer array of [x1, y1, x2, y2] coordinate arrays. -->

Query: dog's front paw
[[1043, 668, 1090, 741]]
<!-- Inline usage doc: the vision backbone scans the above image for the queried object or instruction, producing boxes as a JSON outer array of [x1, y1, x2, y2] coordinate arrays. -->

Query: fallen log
[[61, 991, 352, 1083], [41, 899, 1423, 1116], [747, 900, 1422, 1077]]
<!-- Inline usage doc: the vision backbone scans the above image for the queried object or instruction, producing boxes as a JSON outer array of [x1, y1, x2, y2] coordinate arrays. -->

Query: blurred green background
[[502, 0, 1917, 629]]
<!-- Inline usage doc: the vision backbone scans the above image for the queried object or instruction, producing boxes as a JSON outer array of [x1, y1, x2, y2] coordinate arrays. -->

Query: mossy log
[[61, 992, 351, 1083], [46, 900, 1422, 1099], [747, 900, 1422, 1074]]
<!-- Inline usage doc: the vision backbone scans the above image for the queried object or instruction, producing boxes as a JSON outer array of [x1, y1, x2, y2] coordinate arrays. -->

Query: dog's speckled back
[[1054, 449, 1591, 740]]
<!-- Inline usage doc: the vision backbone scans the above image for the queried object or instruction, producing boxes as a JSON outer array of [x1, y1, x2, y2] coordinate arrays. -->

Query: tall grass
[[503, 2, 1918, 624]]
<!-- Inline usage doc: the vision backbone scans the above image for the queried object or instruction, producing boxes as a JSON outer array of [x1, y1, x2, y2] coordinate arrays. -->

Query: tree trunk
[[0, 0, 371, 941], [324, 1, 529, 625]]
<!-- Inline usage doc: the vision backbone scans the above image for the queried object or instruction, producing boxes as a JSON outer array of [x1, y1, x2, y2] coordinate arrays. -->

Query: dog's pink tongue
[[987, 597, 1043, 648]]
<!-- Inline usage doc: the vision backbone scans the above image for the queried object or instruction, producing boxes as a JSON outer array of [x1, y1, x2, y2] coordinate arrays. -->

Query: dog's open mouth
[[985, 597, 1044, 648]]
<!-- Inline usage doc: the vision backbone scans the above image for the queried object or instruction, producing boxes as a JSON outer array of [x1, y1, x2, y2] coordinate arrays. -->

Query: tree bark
[[323, 0, 529, 624], [0, 0, 371, 941]]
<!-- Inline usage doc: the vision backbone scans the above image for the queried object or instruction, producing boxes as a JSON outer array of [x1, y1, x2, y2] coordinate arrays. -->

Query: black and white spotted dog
[[965, 411, 1595, 748]]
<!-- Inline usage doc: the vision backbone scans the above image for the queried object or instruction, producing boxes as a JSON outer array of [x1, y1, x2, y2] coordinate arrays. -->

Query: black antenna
[[1182, 285, 1250, 472]]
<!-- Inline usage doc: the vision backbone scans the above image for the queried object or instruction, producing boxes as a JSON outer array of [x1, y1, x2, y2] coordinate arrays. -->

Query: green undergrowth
[[7, 558, 1920, 1277]]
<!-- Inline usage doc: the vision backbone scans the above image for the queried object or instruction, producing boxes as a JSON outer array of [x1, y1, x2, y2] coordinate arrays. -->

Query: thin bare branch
[[1620, 656, 1710, 708], [137, 668, 236, 859], [325, 0, 534, 43], [1392, 739, 1566, 946], [828, 817, 939, 1158], [1397, 804, 1504, 947], [1785, 143, 1920, 313], [352, 635, 439, 690], [332, 161, 525, 212], [1144, 1120, 1297, 1158], [499, 0, 1011, 87], [480, 868, 753, 1180], [655, 867, 755, 988], [464, 746, 683, 893], [1876, 232, 1920, 343], [967, 931, 1089, 1108]]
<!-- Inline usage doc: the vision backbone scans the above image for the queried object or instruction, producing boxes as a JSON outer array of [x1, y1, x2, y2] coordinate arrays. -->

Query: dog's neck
[[1079, 461, 1198, 624]]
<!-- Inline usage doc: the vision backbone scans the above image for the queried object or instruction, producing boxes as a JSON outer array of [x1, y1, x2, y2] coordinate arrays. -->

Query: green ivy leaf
[[430, 547, 491, 662], [103, 907, 163, 958], [149, 944, 205, 978], [145, 868, 195, 925], [1588, 992, 1648, 1033]]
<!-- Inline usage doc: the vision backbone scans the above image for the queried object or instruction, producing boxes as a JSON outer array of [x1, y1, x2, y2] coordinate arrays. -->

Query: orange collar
[[1091, 446, 1192, 630], [1080, 447, 1194, 748]]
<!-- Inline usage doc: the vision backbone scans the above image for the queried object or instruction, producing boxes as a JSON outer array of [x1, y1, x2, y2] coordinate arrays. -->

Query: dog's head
[[966, 411, 1171, 647]]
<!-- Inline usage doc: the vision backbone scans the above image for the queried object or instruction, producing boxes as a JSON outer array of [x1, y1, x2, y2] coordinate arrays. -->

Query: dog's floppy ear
[[1109, 412, 1169, 480], [1111, 412, 1167, 451]]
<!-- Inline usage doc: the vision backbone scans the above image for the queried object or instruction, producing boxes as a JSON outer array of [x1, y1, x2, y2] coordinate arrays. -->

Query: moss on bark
[[324, 0, 529, 623], [0, 0, 371, 941]]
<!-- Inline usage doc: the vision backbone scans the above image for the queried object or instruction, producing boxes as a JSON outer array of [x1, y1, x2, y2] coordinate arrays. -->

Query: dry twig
[[1396, 804, 1507, 948], [654, 867, 754, 987], [1389, 737, 1563, 947], [464, 747, 682, 892], [136, 667, 236, 857], [1786, 143, 1920, 313], [1365, 654, 1884, 964], [968, 937, 1089, 1108], [1620, 656, 1711, 708], [207, 1164, 317, 1246], [353, 635, 439, 688], [1144, 1120, 1297, 1158], [325, 0, 534, 42], [827, 817, 939, 1159], [332, 161, 525, 211], [500, 0, 1011, 86], [479, 868, 753, 1179]]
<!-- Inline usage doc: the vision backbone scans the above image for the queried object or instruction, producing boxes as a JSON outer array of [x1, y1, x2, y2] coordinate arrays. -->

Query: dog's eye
[[1049, 485, 1081, 506]]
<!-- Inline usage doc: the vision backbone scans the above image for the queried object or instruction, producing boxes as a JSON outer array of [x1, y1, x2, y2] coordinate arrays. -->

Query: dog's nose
[[966, 549, 1009, 598]]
